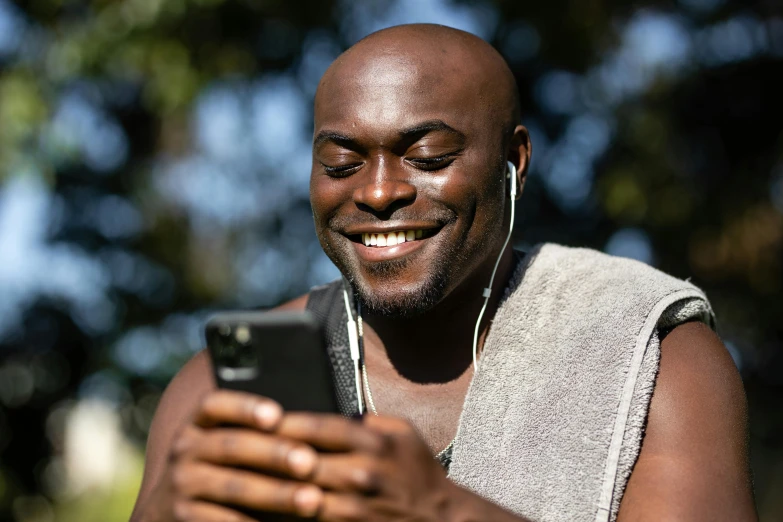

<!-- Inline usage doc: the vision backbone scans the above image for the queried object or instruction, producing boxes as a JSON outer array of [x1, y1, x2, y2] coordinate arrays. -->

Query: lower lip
[[352, 236, 431, 262]]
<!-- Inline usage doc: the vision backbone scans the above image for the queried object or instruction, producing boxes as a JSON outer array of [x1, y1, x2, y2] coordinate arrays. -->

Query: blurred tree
[[0, 0, 781, 519]]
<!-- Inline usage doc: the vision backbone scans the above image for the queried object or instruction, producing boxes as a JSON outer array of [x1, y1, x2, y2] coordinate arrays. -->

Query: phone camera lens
[[234, 325, 251, 345], [221, 342, 236, 359], [211, 321, 258, 370]]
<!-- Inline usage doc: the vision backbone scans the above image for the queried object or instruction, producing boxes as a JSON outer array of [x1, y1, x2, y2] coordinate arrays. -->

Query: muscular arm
[[130, 350, 214, 521], [618, 321, 757, 521], [129, 294, 309, 521]]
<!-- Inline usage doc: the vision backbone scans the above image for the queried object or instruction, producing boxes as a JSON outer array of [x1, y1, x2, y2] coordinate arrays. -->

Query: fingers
[[193, 390, 283, 430], [172, 461, 323, 517], [278, 412, 388, 453], [271, 414, 422, 495], [175, 426, 318, 479], [317, 492, 396, 522], [172, 500, 258, 522], [191, 390, 401, 455], [311, 452, 386, 494], [318, 493, 366, 522]]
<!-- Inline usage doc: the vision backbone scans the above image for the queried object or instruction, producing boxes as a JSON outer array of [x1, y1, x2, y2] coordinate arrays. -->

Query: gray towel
[[448, 243, 714, 522]]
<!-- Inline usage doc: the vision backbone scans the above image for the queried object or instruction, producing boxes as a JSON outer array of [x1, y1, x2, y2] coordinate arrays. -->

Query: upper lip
[[342, 223, 442, 235]]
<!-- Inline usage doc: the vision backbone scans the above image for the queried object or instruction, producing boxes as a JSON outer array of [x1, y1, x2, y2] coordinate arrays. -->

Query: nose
[[352, 161, 416, 213]]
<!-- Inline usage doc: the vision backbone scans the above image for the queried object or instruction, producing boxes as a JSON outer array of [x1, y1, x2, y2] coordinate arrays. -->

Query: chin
[[354, 273, 448, 318], [336, 252, 453, 318]]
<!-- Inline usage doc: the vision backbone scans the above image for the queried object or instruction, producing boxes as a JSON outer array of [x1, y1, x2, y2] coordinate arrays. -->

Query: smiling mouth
[[349, 228, 439, 247]]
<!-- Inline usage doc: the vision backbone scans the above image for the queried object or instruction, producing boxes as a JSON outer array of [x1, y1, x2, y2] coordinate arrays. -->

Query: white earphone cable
[[342, 283, 365, 415], [471, 161, 517, 371]]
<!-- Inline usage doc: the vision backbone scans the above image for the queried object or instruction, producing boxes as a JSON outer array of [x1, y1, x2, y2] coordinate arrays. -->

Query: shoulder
[[652, 321, 748, 454], [535, 243, 684, 287], [276, 293, 310, 311], [653, 322, 747, 440], [618, 321, 756, 519], [529, 243, 712, 319]]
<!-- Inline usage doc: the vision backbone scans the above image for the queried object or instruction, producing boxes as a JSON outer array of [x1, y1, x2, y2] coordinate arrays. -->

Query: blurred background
[[0, 0, 781, 520]]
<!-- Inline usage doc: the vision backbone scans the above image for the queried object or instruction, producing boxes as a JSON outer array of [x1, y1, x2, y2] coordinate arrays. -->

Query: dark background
[[0, 0, 781, 520]]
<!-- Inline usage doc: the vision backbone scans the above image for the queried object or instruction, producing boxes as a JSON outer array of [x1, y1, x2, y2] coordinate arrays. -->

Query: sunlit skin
[[131, 24, 755, 522]]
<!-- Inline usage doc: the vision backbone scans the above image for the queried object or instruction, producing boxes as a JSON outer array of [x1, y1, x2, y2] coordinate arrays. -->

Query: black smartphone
[[205, 311, 339, 414]]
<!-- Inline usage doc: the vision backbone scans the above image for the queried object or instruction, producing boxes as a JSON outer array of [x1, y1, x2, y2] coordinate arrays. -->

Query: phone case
[[205, 311, 339, 414]]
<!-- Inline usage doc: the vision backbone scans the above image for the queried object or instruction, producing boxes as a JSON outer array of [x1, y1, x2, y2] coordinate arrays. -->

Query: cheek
[[431, 159, 504, 224], [454, 170, 506, 251], [480, 176, 508, 232], [310, 175, 345, 231]]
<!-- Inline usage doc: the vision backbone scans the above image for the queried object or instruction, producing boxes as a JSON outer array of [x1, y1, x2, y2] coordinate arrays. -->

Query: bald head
[[315, 24, 521, 138]]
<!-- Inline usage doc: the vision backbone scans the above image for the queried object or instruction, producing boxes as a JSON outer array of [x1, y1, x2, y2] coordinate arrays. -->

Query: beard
[[318, 207, 501, 319], [351, 236, 465, 318]]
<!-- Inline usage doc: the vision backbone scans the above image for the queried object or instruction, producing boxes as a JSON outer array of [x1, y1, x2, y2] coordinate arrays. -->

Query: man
[[131, 24, 756, 521]]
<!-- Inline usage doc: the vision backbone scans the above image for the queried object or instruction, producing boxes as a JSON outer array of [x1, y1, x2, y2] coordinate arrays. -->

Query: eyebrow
[[313, 131, 356, 150], [399, 120, 465, 141], [313, 119, 465, 150]]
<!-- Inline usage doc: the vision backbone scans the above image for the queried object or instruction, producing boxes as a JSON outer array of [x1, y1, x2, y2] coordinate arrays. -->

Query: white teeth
[[362, 229, 428, 247]]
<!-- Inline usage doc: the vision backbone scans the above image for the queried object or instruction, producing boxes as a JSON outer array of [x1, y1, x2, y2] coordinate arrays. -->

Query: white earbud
[[507, 160, 517, 199]]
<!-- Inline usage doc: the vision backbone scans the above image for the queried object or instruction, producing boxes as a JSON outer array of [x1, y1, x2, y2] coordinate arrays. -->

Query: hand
[[140, 389, 325, 521], [276, 413, 458, 521], [139, 389, 521, 522]]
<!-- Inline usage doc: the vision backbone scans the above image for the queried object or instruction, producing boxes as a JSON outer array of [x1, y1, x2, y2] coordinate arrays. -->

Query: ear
[[507, 125, 532, 200]]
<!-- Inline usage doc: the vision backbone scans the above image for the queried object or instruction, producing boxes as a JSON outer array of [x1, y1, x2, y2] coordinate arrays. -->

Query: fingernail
[[293, 486, 322, 517], [254, 402, 281, 430], [287, 447, 317, 478]]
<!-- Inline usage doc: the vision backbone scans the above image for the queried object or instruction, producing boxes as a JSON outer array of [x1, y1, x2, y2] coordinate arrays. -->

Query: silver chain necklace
[[358, 316, 456, 460]]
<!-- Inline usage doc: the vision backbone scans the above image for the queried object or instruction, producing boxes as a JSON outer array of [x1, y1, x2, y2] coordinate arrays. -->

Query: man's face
[[310, 52, 508, 317]]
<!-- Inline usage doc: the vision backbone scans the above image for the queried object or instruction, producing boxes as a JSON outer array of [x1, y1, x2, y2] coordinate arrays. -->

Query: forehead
[[314, 52, 493, 140]]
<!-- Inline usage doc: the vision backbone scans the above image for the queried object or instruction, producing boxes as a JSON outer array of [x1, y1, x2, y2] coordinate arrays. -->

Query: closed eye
[[406, 154, 458, 171], [321, 162, 362, 177]]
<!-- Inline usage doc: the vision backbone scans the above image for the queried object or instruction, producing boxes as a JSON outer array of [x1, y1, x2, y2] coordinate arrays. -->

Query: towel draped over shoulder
[[448, 244, 714, 522]]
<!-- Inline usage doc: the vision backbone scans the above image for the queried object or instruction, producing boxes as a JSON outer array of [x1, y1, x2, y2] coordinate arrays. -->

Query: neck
[[361, 246, 517, 384]]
